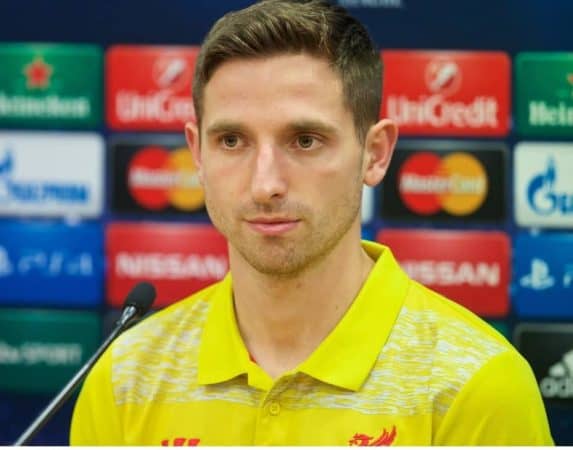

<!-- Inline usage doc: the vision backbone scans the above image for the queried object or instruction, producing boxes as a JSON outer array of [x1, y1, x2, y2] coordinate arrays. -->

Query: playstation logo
[[520, 258, 555, 290], [0, 246, 13, 277]]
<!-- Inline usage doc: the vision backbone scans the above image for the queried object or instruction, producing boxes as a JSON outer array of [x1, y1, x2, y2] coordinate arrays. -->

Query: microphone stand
[[13, 306, 138, 446]]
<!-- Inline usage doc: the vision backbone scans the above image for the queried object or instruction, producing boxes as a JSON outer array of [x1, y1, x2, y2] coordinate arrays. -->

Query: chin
[[250, 261, 307, 278]]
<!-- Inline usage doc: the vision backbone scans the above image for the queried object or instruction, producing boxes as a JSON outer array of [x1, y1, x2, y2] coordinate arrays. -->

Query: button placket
[[268, 401, 281, 416], [264, 374, 295, 418], [253, 374, 298, 445]]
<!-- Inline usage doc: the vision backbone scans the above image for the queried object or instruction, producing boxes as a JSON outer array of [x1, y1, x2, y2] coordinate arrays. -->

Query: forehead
[[201, 53, 349, 129]]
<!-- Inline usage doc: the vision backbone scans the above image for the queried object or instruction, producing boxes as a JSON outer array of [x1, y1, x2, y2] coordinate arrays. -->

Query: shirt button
[[268, 402, 281, 416]]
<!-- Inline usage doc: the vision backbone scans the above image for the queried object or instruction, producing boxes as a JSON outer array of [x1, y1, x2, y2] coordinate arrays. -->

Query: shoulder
[[397, 280, 516, 405], [108, 280, 225, 403], [114, 281, 221, 353], [401, 279, 511, 351], [397, 281, 552, 443], [433, 343, 552, 444]]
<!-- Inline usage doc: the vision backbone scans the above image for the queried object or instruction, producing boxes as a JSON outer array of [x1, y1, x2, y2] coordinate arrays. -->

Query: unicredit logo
[[387, 95, 499, 128], [152, 55, 192, 92], [382, 51, 509, 135], [398, 152, 487, 216], [117, 54, 194, 123], [116, 91, 195, 124], [111, 48, 197, 126], [386, 57, 499, 129], [127, 146, 204, 211], [425, 59, 462, 97]]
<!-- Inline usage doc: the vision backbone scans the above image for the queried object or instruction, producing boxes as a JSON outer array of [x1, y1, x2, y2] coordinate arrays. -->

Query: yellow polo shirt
[[70, 241, 553, 445]]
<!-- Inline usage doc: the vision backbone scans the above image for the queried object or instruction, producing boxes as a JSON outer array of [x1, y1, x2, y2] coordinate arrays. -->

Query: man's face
[[190, 53, 369, 277]]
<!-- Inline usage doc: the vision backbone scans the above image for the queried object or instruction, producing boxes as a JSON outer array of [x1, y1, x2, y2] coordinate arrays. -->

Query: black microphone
[[13, 282, 156, 446]]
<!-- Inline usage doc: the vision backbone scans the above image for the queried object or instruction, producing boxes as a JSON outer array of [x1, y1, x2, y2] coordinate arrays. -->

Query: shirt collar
[[297, 241, 409, 391], [198, 241, 410, 391], [197, 274, 250, 385]]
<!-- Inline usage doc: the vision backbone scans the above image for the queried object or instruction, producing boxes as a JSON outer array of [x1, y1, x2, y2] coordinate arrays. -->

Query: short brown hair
[[192, 0, 382, 144]]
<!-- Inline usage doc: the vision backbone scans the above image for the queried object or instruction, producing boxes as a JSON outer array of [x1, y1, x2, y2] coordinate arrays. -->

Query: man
[[71, 0, 553, 445]]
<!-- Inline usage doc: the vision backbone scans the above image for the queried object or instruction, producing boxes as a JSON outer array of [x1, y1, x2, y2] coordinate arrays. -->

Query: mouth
[[245, 217, 301, 236]]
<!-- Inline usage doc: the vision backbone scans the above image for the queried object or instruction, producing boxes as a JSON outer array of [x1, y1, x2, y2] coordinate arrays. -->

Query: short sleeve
[[70, 347, 124, 445], [434, 349, 554, 445]]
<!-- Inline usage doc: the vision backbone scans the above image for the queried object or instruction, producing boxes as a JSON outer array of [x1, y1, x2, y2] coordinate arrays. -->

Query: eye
[[221, 134, 240, 149], [296, 135, 317, 150]]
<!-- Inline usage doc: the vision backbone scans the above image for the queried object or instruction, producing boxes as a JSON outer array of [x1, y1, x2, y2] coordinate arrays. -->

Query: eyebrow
[[205, 119, 339, 138], [284, 119, 338, 136], [205, 121, 248, 137]]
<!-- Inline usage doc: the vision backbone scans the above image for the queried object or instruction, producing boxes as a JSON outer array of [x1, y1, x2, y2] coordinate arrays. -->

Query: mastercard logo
[[127, 146, 204, 211], [398, 152, 488, 216]]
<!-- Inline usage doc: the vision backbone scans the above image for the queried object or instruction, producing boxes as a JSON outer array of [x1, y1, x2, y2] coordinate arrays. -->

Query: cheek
[[201, 163, 247, 215], [313, 153, 363, 187], [303, 168, 360, 210], [202, 159, 239, 191]]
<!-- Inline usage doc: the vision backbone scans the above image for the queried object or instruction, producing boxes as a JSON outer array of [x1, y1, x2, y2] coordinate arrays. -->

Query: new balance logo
[[348, 426, 397, 446], [161, 437, 200, 446], [540, 349, 573, 399]]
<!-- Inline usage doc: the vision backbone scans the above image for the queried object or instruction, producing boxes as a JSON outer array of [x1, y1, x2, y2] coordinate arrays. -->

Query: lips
[[245, 217, 300, 236]]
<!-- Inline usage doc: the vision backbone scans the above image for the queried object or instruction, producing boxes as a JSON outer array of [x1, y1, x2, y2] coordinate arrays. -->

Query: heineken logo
[[516, 52, 573, 136], [0, 55, 90, 119], [23, 56, 53, 90], [0, 44, 101, 126], [0, 93, 90, 119], [527, 71, 573, 127], [529, 101, 573, 127]]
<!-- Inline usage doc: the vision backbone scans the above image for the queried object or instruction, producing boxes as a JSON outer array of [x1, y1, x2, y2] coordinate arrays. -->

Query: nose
[[250, 145, 288, 204]]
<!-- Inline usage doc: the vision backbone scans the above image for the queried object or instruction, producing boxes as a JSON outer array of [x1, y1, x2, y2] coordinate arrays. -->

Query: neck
[[230, 228, 374, 379]]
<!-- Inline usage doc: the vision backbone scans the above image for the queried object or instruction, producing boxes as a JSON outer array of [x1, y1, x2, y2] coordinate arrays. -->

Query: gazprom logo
[[527, 157, 573, 216], [0, 150, 13, 175], [0, 149, 90, 205]]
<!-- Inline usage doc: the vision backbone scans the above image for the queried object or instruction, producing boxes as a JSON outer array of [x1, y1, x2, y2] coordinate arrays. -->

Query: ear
[[362, 119, 398, 187], [185, 121, 203, 184]]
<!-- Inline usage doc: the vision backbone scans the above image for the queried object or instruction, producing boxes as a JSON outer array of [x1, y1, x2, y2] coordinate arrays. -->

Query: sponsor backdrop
[[110, 134, 206, 216], [0, 0, 572, 445], [380, 140, 507, 223]]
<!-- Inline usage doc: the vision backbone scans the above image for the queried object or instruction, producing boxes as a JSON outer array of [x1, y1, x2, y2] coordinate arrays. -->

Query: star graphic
[[23, 56, 53, 89], [567, 74, 573, 98]]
